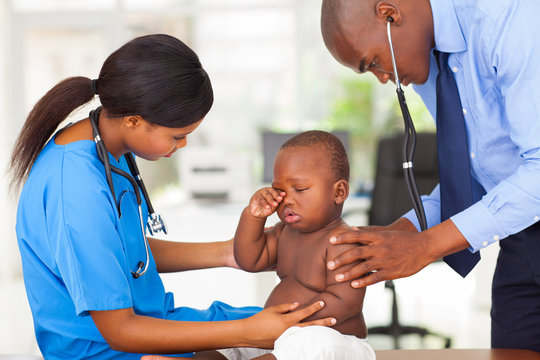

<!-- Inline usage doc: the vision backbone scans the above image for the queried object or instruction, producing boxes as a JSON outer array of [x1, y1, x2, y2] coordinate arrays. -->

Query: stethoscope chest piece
[[147, 213, 167, 236]]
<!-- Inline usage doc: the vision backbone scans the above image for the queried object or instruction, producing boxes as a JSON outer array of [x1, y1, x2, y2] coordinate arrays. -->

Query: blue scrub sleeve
[[166, 301, 262, 357], [166, 301, 261, 322], [54, 153, 133, 316]]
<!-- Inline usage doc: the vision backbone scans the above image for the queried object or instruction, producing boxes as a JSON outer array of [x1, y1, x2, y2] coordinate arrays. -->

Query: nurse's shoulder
[[54, 118, 93, 145]]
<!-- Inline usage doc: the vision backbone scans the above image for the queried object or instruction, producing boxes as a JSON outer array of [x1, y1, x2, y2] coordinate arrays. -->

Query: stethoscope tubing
[[386, 21, 428, 232], [89, 107, 163, 278], [125, 152, 155, 215]]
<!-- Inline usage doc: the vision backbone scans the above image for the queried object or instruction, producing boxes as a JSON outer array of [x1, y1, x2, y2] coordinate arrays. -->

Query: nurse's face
[[322, 1, 434, 86], [126, 117, 203, 161]]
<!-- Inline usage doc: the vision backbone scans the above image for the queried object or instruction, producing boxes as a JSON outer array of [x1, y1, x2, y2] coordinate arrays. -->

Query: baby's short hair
[[280, 130, 350, 182]]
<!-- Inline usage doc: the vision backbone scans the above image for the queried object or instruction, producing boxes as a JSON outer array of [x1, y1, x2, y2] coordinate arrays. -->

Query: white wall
[[0, 1, 40, 354]]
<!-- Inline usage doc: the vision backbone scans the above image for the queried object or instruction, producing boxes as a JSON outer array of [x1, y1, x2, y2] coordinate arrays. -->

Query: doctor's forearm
[[148, 238, 233, 273], [386, 217, 418, 232], [422, 219, 471, 260]]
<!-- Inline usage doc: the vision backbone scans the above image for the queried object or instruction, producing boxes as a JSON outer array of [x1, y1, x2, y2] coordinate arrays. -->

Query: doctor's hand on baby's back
[[139, 301, 335, 360]]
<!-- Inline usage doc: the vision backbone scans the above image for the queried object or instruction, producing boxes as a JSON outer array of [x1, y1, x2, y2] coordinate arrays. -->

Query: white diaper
[[272, 326, 375, 360], [216, 346, 272, 359], [216, 325, 375, 360]]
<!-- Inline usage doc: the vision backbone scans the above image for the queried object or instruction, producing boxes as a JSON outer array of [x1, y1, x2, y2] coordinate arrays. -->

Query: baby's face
[[271, 145, 340, 233]]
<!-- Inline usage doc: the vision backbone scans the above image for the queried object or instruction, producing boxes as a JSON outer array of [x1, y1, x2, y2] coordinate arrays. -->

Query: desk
[[375, 349, 540, 360]]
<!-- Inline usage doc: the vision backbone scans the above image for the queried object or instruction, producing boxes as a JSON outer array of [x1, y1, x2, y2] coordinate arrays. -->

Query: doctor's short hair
[[279, 130, 350, 182]]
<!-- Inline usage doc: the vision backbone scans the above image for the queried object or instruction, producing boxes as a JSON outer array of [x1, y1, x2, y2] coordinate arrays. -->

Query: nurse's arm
[[89, 301, 335, 354], [148, 237, 236, 273]]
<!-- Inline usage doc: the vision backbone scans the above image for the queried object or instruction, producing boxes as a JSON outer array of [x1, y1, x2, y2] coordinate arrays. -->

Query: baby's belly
[[264, 276, 320, 309], [264, 276, 367, 338]]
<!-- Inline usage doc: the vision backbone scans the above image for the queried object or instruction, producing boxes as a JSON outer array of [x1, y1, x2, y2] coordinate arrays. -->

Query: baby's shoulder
[[325, 222, 358, 258]]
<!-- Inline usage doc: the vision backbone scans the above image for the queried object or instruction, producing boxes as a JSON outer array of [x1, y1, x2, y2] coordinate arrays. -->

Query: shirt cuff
[[402, 195, 443, 231], [451, 200, 508, 252]]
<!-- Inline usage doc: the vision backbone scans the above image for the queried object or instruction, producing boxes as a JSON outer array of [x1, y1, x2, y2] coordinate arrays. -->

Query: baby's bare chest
[[276, 236, 329, 292]]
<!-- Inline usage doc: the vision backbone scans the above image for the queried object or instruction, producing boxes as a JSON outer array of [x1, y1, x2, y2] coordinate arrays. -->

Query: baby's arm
[[301, 242, 366, 325], [234, 187, 285, 272]]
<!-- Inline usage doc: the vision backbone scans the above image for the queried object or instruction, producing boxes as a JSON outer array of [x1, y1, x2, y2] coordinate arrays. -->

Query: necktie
[[435, 51, 481, 277]]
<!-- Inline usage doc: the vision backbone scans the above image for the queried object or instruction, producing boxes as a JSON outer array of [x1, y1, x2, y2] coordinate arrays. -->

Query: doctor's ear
[[375, 1, 402, 25], [333, 179, 349, 205]]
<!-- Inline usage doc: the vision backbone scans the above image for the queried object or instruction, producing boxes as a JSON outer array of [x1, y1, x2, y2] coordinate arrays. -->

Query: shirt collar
[[429, 0, 467, 53]]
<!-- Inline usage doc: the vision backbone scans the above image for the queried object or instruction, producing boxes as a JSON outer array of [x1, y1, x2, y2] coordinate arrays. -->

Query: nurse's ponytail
[[9, 76, 95, 192], [10, 34, 213, 192]]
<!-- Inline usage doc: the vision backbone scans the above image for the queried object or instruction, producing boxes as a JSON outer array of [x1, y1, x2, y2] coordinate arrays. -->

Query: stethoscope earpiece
[[386, 16, 394, 23]]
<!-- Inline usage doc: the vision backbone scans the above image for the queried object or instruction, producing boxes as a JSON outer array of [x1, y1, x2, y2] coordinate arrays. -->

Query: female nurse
[[10, 34, 333, 360]]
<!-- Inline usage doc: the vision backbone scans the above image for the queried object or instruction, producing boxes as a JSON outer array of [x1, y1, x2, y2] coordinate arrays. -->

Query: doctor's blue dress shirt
[[16, 138, 258, 359], [403, 0, 540, 253]]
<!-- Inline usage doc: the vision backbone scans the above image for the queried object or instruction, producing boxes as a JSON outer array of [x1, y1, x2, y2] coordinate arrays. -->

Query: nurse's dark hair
[[279, 130, 350, 182], [9, 34, 213, 191]]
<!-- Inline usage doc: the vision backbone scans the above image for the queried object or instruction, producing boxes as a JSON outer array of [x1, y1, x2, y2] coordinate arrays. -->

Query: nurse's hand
[[244, 300, 335, 349], [140, 301, 333, 360], [327, 217, 470, 288]]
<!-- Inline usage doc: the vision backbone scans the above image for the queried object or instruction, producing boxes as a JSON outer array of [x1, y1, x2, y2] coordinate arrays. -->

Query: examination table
[[375, 348, 540, 360]]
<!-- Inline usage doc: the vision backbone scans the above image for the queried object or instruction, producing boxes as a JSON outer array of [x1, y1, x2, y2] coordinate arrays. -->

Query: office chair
[[365, 132, 451, 349]]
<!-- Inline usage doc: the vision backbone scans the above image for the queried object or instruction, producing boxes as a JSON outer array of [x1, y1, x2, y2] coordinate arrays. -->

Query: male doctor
[[321, 0, 540, 352]]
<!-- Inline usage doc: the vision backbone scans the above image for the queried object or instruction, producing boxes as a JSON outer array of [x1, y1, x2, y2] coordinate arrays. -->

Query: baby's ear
[[333, 179, 349, 204]]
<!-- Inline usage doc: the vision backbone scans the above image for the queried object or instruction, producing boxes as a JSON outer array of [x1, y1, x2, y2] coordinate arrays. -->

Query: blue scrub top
[[16, 137, 259, 359]]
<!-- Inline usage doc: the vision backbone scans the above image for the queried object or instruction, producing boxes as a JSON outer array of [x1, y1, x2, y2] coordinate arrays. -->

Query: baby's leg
[[192, 350, 227, 360]]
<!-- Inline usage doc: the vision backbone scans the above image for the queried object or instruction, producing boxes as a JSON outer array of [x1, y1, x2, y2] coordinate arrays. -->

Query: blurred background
[[0, 0, 498, 356]]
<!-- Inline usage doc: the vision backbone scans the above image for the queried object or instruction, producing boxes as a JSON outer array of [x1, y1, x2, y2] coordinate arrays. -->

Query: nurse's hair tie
[[91, 79, 99, 95]]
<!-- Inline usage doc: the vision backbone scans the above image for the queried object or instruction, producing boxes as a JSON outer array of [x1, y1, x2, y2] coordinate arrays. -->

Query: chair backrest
[[369, 132, 439, 226]]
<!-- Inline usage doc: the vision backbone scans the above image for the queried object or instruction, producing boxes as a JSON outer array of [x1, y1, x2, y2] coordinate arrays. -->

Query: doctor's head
[[320, 0, 434, 86]]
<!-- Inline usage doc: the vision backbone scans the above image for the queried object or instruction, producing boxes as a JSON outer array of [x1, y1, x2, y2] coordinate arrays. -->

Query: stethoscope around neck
[[386, 18, 428, 232], [89, 106, 168, 279]]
